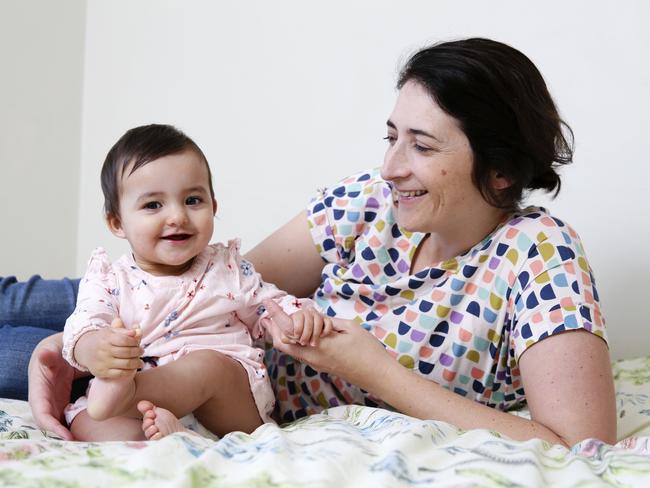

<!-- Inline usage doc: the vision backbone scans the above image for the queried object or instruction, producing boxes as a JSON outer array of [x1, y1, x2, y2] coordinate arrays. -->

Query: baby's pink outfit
[[62, 239, 302, 425]]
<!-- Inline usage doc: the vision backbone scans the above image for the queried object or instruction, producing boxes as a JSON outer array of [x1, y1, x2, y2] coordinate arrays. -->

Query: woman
[[11, 38, 616, 446]]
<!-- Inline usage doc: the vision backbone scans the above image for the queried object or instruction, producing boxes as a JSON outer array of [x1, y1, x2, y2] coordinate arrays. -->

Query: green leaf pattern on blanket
[[0, 357, 648, 486]]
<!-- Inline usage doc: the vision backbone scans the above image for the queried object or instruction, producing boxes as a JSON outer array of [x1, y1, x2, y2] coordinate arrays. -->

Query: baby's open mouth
[[162, 234, 192, 241]]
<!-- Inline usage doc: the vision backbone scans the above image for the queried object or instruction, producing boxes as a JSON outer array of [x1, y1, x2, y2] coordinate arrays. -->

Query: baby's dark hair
[[398, 38, 574, 209], [100, 124, 214, 217]]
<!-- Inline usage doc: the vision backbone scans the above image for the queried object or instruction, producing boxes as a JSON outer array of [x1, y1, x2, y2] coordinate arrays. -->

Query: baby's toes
[[144, 423, 160, 440], [137, 400, 156, 416], [142, 417, 156, 431]]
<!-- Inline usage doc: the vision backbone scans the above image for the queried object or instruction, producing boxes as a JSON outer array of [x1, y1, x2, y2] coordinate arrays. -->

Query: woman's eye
[[414, 144, 432, 153], [186, 196, 202, 205], [383, 135, 396, 145], [143, 202, 161, 210]]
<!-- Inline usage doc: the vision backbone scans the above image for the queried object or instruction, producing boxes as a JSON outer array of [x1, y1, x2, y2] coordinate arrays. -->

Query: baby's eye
[[186, 196, 203, 205], [143, 201, 161, 210]]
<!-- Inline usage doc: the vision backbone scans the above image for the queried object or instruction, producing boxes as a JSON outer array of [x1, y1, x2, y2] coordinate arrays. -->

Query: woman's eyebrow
[[386, 120, 441, 142]]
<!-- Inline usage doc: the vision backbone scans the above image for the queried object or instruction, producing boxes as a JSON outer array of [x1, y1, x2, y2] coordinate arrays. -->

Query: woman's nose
[[381, 139, 409, 181]]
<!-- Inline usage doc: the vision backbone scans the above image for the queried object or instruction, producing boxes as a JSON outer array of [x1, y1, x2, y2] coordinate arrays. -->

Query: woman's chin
[[394, 216, 426, 234]]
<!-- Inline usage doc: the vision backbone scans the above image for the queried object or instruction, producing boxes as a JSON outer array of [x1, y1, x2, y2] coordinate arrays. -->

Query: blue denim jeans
[[0, 275, 80, 400]]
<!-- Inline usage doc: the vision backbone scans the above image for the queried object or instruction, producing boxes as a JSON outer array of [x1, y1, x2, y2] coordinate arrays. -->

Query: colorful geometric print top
[[268, 168, 607, 423]]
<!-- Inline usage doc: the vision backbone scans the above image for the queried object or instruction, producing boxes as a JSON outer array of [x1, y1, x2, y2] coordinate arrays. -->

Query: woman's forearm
[[367, 355, 568, 446], [353, 329, 616, 447]]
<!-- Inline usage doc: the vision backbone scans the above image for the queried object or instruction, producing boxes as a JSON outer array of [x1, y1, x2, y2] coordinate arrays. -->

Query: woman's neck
[[411, 207, 510, 273]]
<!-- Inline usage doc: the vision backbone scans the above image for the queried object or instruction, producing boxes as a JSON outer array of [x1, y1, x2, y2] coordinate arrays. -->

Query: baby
[[62, 124, 332, 441]]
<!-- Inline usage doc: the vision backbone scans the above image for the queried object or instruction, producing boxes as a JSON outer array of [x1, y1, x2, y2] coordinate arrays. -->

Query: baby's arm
[[62, 248, 142, 376]]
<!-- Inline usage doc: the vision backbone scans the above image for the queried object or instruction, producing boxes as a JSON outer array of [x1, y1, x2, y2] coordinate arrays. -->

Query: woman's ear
[[491, 171, 512, 191], [106, 213, 126, 239]]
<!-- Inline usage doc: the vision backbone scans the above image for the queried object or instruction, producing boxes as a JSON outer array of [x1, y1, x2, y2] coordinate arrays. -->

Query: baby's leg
[[99, 350, 263, 437], [70, 409, 144, 442], [137, 400, 196, 440], [191, 356, 263, 437]]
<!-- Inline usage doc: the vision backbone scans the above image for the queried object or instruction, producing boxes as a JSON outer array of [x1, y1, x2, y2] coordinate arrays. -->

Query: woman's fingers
[[321, 317, 333, 338], [41, 413, 75, 441], [28, 344, 76, 440]]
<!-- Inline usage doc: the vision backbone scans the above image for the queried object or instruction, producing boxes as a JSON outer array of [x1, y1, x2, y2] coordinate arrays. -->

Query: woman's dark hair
[[101, 124, 214, 217], [398, 38, 573, 209]]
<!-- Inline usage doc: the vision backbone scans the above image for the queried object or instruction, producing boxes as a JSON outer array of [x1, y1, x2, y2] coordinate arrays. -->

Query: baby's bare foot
[[87, 376, 136, 421], [137, 400, 193, 440]]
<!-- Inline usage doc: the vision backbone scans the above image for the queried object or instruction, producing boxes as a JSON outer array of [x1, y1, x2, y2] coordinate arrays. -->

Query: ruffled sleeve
[[62, 248, 120, 371]]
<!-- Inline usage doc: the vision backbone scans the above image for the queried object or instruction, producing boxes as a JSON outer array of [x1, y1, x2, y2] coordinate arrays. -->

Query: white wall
[[5, 0, 649, 359], [0, 0, 85, 279]]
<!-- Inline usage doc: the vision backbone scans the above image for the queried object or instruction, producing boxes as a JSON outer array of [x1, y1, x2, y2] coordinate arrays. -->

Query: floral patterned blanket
[[1, 356, 649, 487]]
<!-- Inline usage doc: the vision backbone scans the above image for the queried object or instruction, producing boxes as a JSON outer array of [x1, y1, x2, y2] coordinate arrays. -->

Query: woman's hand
[[27, 333, 77, 440], [74, 318, 144, 378], [263, 300, 392, 386]]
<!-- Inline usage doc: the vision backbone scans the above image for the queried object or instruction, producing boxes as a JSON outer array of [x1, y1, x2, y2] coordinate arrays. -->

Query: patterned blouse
[[268, 168, 606, 422]]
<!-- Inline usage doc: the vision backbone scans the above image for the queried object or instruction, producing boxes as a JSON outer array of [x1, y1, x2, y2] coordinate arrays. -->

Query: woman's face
[[381, 80, 497, 237]]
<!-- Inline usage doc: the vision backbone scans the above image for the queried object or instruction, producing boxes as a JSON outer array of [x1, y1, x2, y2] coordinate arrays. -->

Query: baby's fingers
[[309, 313, 324, 346], [299, 313, 317, 346], [110, 329, 142, 347], [110, 344, 144, 360], [292, 313, 305, 345]]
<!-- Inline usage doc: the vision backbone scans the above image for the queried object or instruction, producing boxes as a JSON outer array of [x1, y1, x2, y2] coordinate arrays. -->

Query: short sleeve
[[306, 168, 388, 266], [62, 248, 120, 370], [511, 223, 607, 362]]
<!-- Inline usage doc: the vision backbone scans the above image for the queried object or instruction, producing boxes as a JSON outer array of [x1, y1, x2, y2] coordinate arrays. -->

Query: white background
[[1, 0, 648, 359]]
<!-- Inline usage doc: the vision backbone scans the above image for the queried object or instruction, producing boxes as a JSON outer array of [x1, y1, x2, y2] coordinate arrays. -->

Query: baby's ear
[[212, 198, 218, 216], [106, 213, 126, 239]]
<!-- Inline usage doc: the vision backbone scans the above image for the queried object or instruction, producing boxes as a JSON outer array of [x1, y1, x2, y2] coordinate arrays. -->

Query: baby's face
[[108, 149, 216, 276]]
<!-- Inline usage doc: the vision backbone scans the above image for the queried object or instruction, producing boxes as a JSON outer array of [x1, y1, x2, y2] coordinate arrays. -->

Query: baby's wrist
[[73, 329, 100, 368]]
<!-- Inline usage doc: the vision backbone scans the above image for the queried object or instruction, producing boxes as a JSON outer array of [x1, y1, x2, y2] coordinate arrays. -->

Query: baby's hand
[[74, 317, 144, 378], [286, 308, 334, 347]]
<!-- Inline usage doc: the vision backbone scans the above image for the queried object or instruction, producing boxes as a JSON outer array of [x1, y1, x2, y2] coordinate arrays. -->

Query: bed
[[1, 356, 649, 487]]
